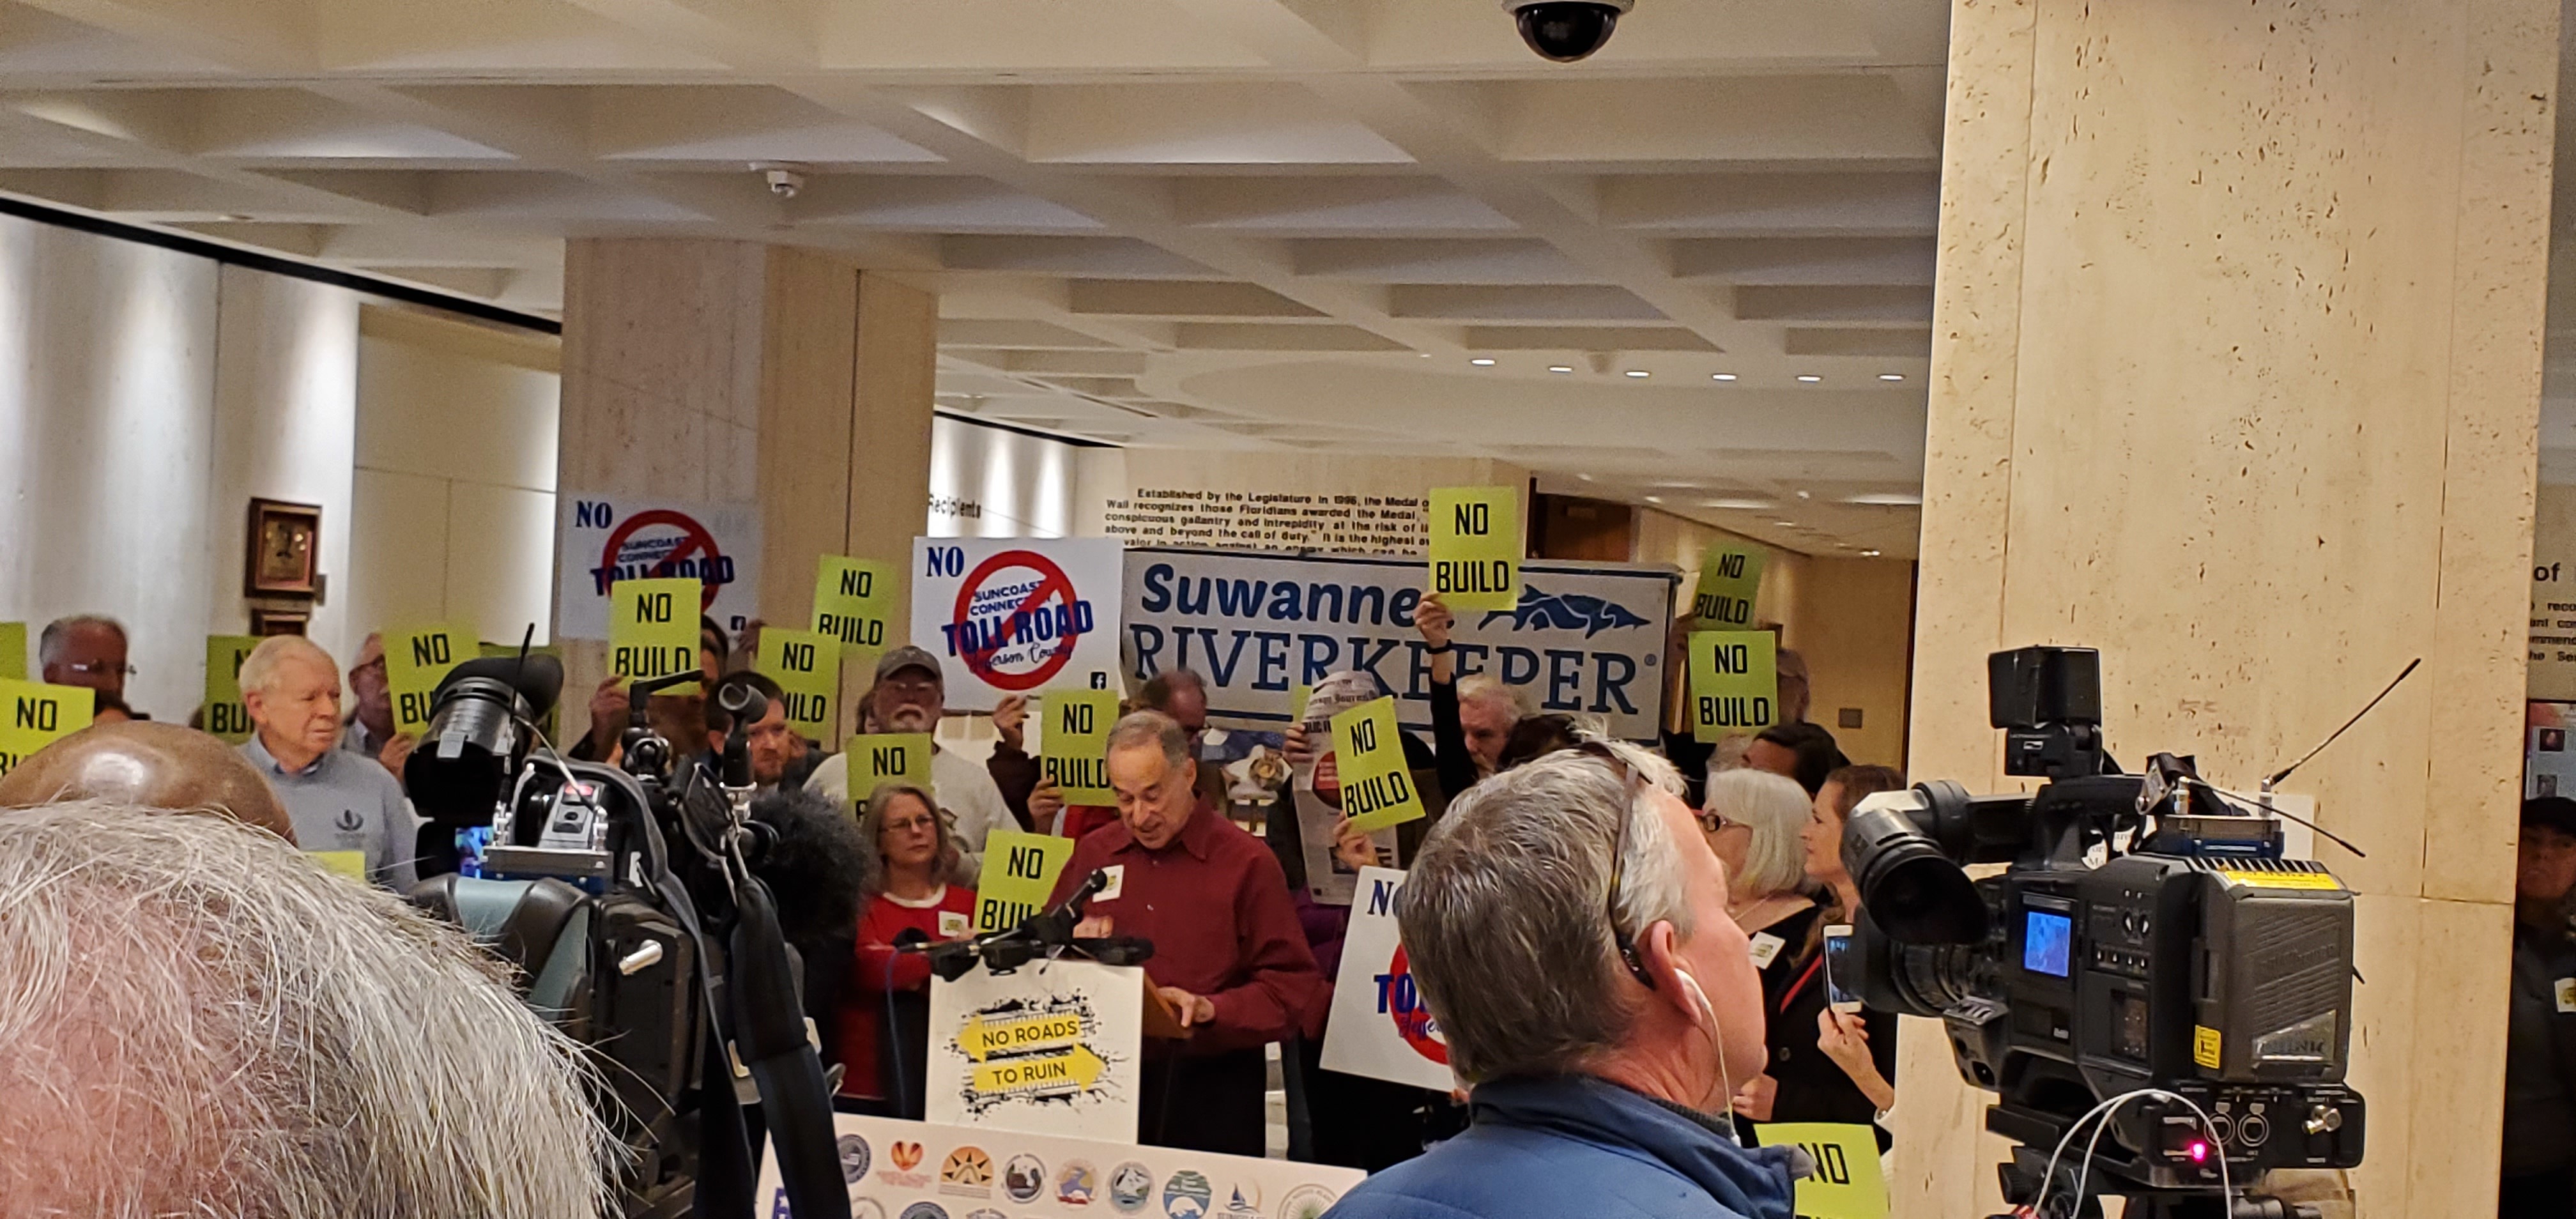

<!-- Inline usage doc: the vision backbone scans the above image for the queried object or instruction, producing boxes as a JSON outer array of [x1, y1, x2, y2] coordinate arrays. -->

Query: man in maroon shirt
[[1055, 709, 1322, 1156]]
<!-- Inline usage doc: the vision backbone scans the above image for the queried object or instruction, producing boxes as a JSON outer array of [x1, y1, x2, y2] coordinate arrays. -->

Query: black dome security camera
[[1502, 0, 1634, 63]]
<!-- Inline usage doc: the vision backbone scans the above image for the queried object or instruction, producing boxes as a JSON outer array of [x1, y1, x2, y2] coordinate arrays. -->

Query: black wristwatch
[[1423, 642, 1454, 655]]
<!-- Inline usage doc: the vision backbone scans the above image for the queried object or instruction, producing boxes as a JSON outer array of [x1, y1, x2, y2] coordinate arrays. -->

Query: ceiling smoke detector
[[753, 162, 809, 199]]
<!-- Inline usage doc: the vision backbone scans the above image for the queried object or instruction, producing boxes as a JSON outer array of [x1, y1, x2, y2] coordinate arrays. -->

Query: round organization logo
[[837, 1133, 873, 1184], [1218, 1179, 1262, 1219], [942, 1146, 994, 1188], [900, 1204, 950, 1219], [1055, 1159, 1099, 1206], [1162, 1169, 1214, 1219], [1107, 1162, 1155, 1213], [1002, 1153, 1046, 1203], [966, 1211, 1007, 1219], [854, 1202, 888, 1219], [1275, 1184, 1339, 1219]]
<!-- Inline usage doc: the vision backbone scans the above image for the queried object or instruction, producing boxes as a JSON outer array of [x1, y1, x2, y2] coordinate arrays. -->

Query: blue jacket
[[1322, 1075, 1801, 1219]]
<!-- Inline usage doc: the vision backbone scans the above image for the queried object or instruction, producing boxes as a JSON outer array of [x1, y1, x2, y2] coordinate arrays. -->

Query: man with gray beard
[[0, 799, 617, 1218]]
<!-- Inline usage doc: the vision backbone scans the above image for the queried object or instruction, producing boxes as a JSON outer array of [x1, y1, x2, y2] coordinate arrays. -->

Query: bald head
[[0, 721, 296, 843]]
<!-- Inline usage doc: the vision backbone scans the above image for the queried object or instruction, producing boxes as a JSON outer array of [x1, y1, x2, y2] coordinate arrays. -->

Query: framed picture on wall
[[249, 606, 309, 636], [245, 498, 321, 598]]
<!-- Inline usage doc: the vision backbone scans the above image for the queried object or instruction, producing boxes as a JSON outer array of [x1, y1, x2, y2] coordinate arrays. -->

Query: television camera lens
[[1844, 789, 1990, 944], [404, 654, 563, 827]]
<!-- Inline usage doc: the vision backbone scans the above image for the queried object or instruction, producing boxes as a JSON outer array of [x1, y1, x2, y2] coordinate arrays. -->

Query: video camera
[[403, 650, 850, 1219], [1844, 647, 2364, 1219]]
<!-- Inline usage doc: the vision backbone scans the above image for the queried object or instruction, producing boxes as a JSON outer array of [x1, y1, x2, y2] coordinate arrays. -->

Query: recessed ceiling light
[[1548, 365, 1575, 374], [1795, 490, 1811, 501], [1773, 520, 1796, 528], [1470, 357, 1497, 366], [1797, 374, 1823, 383], [1625, 370, 1650, 378], [1711, 373, 1736, 381], [1862, 549, 1883, 557], [1844, 493, 1924, 507], [1577, 473, 1595, 482], [1879, 373, 1906, 382], [1701, 498, 1773, 510], [1644, 494, 1663, 503], [1419, 352, 1432, 358]]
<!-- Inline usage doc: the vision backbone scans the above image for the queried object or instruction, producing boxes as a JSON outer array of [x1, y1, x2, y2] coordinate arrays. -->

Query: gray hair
[[1706, 767, 1817, 901], [38, 613, 126, 663], [1456, 673, 1528, 721], [0, 800, 615, 1217], [857, 782, 970, 891], [1398, 740, 1693, 1084], [1107, 709, 1190, 771], [238, 633, 337, 695]]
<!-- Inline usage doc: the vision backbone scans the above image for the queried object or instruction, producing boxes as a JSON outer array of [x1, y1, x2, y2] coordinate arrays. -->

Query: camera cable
[[2026, 1087, 2235, 1219]]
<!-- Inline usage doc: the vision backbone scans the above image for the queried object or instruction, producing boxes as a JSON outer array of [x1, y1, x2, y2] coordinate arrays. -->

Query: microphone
[[716, 680, 769, 791], [743, 789, 871, 951]]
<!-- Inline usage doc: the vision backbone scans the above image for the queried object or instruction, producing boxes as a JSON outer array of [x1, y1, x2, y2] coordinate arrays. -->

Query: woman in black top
[[1738, 765, 1906, 1149]]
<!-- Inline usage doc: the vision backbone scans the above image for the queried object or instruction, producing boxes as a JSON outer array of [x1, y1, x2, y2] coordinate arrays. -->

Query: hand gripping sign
[[912, 539, 1123, 713], [1039, 689, 1119, 807], [609, 578, 704, 695], [1330, 696, 1427, 834]]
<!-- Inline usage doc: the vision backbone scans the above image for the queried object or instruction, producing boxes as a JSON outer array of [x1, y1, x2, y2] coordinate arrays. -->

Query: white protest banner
[[1124, 548, 1675, 739], [926, 956, 1143, 1140], [1321, 866, 1456, 1092], [757, 1111, 1364, 1219], [556, 493, 762, 641], [913, 537, 1124, 712]]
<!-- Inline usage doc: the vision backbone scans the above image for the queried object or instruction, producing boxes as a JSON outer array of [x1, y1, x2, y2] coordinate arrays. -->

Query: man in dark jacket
[[1324, 742, 1802, 1219]]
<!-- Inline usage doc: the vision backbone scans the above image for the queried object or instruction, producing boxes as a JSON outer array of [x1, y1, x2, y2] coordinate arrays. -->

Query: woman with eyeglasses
[[840, 782, 975, 1119], [1700, 768, 1822, 1135], [1732, 763, 1906, 1148]]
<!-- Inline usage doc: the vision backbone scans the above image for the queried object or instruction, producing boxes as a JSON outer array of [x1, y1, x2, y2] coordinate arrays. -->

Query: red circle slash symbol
[[600, 510, 724, 612], [951, 549, 1085, 692], [1386, 945, 1448, 1065]]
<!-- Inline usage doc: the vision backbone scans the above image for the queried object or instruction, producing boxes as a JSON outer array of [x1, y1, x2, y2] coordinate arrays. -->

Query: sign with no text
[[813, 555, 898, 677], [204, 635, 259, 744], [384, 622, 473, 739], [1321, 866, 1455, 1091], [1427, 486, 1521, 612], [608, 578, 703, 695], [1331, 696, 1426, 834], [975, 829, 1077, 933], [557, 493, 761, 643], [1689, 631, 1778, 741], [846, 732, 933, 806], [1692, 544, 1767, 630], [913, 537, 1124, 712], [0, 678, 92, 779], [0, 622, 23, 681], [755, 626, 839, 747], [1752, 1121, 1889, 1219], [1041, 689, 1119, 807]]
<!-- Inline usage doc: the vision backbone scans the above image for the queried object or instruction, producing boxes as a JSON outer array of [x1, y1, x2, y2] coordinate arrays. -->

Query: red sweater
[[839, 885, 978, 1100]]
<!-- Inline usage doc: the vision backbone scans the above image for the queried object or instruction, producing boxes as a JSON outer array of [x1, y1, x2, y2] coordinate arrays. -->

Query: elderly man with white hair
[[236, 634, 418, 889], [0, 799, 615, 1216], [1322, 741, 1804, 1219]]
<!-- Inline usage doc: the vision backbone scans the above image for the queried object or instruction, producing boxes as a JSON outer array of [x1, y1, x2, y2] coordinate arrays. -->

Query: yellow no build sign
[[1427, 486, 1520, 612], [609, 578, 702, 694]]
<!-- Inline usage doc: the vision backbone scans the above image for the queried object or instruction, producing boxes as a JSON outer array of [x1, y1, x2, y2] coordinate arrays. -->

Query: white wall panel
[[927, 415, 1082, 538], [209, 264, 362, 662]]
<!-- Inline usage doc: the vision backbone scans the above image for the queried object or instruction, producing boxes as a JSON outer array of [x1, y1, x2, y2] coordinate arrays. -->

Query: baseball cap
[[875, 645, 945, 684], [2526, 796, 2576, 839]]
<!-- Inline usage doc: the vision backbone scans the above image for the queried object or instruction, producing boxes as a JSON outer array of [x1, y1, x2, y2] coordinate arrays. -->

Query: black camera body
[[1846, 648, 2364, 1215]]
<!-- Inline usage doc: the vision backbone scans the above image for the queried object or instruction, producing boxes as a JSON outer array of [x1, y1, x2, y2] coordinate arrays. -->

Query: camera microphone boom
[[1846, 647, 2369, 1219]]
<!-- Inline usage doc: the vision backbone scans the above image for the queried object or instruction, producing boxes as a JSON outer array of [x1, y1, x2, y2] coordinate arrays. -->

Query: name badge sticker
[[2556, 977, 2575, 1014], [938, 910, 971, 940], [1749, 932, 1786, 970], [1098, 864, 1124, 902]]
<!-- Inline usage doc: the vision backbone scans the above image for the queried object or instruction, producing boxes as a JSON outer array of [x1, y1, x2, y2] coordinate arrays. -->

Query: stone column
[[1899, 1, 2559, 1215], [557, 239, 933, 741]]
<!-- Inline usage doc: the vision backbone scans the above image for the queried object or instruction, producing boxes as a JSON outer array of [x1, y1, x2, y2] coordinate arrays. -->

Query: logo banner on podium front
[[926, 958, 1144, 1140]]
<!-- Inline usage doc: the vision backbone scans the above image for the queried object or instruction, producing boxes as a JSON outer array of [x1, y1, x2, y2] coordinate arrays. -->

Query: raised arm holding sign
[[608, 578, 704, 694], [1428, 486, 1521, 613]]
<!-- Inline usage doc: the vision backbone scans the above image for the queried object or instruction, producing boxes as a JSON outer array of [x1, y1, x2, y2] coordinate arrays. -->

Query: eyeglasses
[[63, 661, 135, 677], [1574, 740, 1659, 991], [1694, 810, 1741, 835]]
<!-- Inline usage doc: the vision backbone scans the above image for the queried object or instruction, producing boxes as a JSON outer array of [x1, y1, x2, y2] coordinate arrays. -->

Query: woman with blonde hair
[[841, 782, 976, 1117]]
